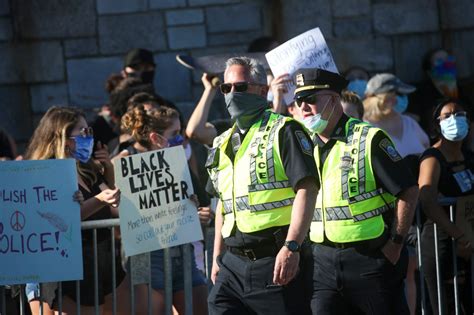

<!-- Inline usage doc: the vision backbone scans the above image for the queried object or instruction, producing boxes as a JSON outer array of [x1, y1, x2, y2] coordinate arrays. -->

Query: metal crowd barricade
[[1, 218, 199, 315], [416, 197, 473, 315]]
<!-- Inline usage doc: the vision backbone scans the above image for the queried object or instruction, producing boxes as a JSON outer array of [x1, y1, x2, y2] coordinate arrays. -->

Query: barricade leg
[[449, 205, 460, 315], [111, 227, 117, 315], [183, 244, 193, 315], [416, 207, 426, 315], [433, 223, 445, 315], [164, 247, 173, 315]]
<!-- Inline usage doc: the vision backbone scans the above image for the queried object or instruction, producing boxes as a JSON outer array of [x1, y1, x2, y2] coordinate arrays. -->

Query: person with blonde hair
[[24, 106, 128, 315], [363, 73, 429, 158]]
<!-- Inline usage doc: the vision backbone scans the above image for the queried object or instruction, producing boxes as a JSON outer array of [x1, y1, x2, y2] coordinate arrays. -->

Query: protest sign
[[456, 195, 474, 244], [265, 27, 338, 105], [0, 159, 82, 285], [115, 146, 203, 257]]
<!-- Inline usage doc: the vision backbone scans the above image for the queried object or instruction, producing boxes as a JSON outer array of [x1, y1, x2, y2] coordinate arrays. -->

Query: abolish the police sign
[[0, 159, 83, 285], [115, 146, 203, 257]]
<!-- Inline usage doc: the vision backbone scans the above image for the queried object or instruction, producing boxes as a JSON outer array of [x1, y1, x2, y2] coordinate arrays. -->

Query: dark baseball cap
[[123, 48, 155, 68], [294, 68, 348, 98], [365, 73, 416, 96]]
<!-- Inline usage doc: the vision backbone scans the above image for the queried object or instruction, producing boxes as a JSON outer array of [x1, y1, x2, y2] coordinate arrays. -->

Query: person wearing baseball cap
[[122, 48, 156, 84], [363, 73, 429, 158], [293, 68, 419, 315]]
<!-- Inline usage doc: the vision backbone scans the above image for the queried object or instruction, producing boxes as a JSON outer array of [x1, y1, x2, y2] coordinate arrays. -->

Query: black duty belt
[[321, 232, 388, 250], [227, 244, 280, 261]]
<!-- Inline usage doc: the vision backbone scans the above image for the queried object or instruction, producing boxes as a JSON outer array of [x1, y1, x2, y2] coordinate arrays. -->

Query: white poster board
[[115, 146, 203, 257], [0, 159, 82, 285], [265, 27, 338, 105]]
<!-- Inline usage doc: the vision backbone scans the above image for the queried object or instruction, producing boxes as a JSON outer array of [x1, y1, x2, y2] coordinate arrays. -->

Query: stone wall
[[0, 0, 473, 147]]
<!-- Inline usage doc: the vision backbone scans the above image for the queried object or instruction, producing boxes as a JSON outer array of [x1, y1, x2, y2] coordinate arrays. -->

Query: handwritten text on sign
[[265, 27, 338, 105], [0, 159, 82, 285], [115, 146, 203, 257]]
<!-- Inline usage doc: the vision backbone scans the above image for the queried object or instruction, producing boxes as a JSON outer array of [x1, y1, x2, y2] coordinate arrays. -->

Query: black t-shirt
[[420, 147, 474, 198], [80, 174, 112, 243], [315, 115, 417, 197], [207, 119, 319, 248]]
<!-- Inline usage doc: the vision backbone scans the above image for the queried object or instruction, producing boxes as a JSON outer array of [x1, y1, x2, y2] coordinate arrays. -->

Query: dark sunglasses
[[295, 93, 333, 107], [69, 127, 94, 139], [219, 82, 251, 94], [437, 111, 467, 121]]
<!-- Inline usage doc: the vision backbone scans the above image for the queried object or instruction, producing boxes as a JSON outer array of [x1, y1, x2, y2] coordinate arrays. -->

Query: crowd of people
[[1, 41, 473, 315]]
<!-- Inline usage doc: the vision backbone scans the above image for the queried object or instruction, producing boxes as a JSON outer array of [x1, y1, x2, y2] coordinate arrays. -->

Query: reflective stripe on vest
[[312, 201, 393, 222], [310, 118, 398, 243], [207, 111, 296, 236]]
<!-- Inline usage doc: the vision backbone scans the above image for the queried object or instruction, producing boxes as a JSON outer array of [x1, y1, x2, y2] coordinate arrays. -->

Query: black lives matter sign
[[115, 146, 202, 257]]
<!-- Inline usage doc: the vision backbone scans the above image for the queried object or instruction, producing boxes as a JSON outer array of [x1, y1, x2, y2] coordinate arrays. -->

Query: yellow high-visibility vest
[[207, 111, 296, 237], [310, 118, 397, 243]]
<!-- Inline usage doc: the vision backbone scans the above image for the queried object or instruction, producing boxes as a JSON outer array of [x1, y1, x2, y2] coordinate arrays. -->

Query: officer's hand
[[381, 240, 402, 265], [273, 246, 299, 285], [211, 258, 220, 284]]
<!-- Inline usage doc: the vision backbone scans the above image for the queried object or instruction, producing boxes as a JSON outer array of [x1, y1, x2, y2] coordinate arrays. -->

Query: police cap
[[294, 68, 348, 98]]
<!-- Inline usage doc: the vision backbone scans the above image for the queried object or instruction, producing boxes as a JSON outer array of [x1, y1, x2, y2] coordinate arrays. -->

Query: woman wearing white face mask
[[418, 99, 473, 314]]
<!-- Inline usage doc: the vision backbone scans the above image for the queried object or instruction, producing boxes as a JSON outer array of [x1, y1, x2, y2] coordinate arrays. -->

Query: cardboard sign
[[265, 27, 338, 105], [0, 159, 82, 285], [456, 195, 474, 244], [115, 146, 203, 257]]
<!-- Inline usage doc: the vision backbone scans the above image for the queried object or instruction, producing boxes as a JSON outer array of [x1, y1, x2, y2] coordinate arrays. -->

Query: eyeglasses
[[69, 127, 94, 139], [295, 93, 333, 107], [219, 82, 255, 94], [437, 111, 467, 121]]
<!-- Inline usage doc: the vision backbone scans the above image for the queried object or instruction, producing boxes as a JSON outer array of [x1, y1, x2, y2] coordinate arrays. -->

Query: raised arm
[[185, 73, 218, 145]]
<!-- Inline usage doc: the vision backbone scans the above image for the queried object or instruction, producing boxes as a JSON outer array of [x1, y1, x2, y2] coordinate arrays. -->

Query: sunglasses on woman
[[69, 127, 94, 139], [220, 82, 259, 94], [437, 111, 467, 121]]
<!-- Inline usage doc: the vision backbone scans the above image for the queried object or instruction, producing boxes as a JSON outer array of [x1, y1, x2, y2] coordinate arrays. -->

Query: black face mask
[[128, 70, 155, 84], [224, 92, 268, 130]]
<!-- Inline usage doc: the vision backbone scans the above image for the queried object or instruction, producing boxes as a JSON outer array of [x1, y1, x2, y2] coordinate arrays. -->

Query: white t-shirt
[[389, 115, 430, 158]]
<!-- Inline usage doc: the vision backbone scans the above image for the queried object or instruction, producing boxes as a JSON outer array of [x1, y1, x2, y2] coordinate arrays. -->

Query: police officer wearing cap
[[293, 68, 419, 314], [206, 57, 318, 314]]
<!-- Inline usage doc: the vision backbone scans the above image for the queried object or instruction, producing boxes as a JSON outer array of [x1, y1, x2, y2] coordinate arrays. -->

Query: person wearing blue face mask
[[418, 99, 473, 314], [23, 106, 128, 315], [293, 67, 419, 315], [344, 66, 370, 100], [364, 73, 429, 159]]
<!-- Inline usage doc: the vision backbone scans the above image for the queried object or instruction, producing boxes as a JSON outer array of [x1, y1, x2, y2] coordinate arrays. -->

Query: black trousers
[[208, 250, 312, 315], [308, 242, 409, 315]]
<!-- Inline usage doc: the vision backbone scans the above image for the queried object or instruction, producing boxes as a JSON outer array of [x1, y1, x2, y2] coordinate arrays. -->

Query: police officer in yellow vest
[[293, 68, 419, 315], [206, 57, 319, 315]]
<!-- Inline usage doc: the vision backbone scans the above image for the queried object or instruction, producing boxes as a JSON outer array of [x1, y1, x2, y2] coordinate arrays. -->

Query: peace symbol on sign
[[10, 210, 26, 232]]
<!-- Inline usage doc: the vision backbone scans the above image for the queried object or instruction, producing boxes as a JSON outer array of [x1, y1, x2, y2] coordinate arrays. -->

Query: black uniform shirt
[[314, 114, 417, 197], [207, 119, 319, 248]]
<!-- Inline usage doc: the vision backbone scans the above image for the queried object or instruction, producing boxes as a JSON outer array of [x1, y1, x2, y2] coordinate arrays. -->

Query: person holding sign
[[117, 105, 209, 315], [418, 99, 473, 314], [206, 57, 318, 315], [24, 106, 128, 315], [292, 68, 419, 314]]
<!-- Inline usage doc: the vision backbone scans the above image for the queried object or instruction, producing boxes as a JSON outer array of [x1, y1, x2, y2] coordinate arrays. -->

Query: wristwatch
[[284, 240, 301, 252], [390, 233, 404, 245]]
